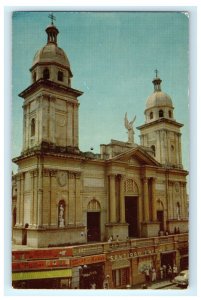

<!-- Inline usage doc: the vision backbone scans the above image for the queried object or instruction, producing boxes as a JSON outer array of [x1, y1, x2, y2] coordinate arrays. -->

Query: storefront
[[79, 263, 104, 289], [12, 269, 72, 289], [112, 260, 130, 288], [70, 253, 106, 289], [160, 250, 176, 268], [179, 248, 188, 270]]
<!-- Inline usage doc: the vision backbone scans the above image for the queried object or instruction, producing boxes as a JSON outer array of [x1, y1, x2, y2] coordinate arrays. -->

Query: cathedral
[[12, 18, 188, 249]]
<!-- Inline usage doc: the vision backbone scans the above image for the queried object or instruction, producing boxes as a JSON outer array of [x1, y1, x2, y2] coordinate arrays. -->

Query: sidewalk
[[132, 280, 174, 289]]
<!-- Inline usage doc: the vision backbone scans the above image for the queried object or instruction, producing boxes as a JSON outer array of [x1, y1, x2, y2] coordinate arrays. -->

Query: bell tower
[[20, 15, 82, 155], [137, 72, 183, 169]]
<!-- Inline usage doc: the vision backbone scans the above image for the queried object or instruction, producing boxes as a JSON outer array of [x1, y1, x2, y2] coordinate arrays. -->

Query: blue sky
[[12, 11, 189, 172]]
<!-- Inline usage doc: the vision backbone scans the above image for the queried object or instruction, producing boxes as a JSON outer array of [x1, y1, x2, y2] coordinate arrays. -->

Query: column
[[178, 134, 183, 167], [48, 170, 52, 227], [33, 169, 38, 227], [16, 174, 21, 226], [109, 175, 116, 223], [30, 171, 34, 226], [75, 172, 82, 225], [67, 104, 73, 146], [152, 178, 157, 221], [143, 178, 149, 222], [19, 173, 24, 226], [22, 105, 26, 151], [37, 163, 43, 227], [119, 175, 125, 223], [181, 182, 187, 219], [168, 181, 174, 220], [69, 172, 75, 225], [74, 103, 79, 148], [155, 130, 160, 162], [50, 170, 56, 227], [175, 133, 180, 166]]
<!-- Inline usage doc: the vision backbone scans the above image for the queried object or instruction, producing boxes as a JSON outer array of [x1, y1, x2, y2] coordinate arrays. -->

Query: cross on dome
[[48, 13, 56, 25], [154, 69, 159, 78]]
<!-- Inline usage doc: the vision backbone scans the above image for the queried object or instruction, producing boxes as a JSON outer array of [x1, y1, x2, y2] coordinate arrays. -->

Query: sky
[[12, 11, 189, 172]]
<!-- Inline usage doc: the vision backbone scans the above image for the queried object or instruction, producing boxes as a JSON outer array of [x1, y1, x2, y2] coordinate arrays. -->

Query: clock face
[[57, 171, 67, 187]]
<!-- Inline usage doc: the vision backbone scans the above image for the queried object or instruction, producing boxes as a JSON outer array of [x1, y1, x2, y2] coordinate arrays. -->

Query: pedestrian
[[90, 282, 96, 289], [167, 265, 173, 282], [145, 267, 150, 283], [108, 236, 112, 243], [173, 264, 178, 279], [162, 265, 167, 279], [160, 266, 163, 280], [151, 268, 156, 282]]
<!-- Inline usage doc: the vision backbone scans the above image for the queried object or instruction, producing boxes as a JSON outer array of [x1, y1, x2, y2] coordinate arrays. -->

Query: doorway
[[87, 212, 100, 242], [161, 252, 175, 268], [125, 196, 138, 237], [157, 210, 164, 231]]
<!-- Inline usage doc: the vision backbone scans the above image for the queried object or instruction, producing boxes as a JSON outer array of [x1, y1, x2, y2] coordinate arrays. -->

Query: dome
[[146, 90, 173, 109], [145, 76, 173, 109], [32, 43, 70, 68]]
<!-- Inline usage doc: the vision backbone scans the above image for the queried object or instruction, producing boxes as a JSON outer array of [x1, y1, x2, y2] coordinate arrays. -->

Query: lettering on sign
[[71, 254, 106, 267], [109, 248, 157, 262]]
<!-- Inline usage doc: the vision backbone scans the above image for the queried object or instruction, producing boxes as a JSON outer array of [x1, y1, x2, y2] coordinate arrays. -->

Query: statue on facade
[[124, 112, 136, 144], [59, 204, 65, 228]]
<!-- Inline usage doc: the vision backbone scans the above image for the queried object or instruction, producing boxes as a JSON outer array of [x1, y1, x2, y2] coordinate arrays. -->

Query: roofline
[[137, 118, 183, 130], [18, 79, 83, 99], [106, 145, 161, 167]]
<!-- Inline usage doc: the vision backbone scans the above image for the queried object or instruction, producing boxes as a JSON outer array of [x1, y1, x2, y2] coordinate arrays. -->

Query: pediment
[[110, 146, 160, 167]]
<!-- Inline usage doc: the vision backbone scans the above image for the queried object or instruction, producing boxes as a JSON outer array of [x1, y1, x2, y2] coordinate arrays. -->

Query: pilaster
[[142, 177, 149, 222], [109, 174, 116, 223]]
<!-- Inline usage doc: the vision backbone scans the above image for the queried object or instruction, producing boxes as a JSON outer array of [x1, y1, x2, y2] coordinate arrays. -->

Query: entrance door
[[125, 196, 138, 237], [87, 212, 100, 242], [157, 210, 164, 231], [161, 252, 175, 268]]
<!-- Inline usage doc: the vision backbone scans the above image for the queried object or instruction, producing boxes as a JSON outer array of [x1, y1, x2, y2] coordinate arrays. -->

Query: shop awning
[[12, 269, 72, 281]]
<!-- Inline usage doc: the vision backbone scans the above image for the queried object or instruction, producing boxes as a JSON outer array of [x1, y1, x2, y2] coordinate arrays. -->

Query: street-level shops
[[12, 234, 188, 289], [12, 269, 72, 289]]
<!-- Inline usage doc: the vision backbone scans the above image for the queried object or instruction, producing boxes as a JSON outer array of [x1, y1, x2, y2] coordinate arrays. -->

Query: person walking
[[173, 264, 178, 279], [160, 266, 164, 280], [151, 268, 157, 282], [167, 265, 173, 282], [162, 265, 167, 279], [145, 267, 150, 283]]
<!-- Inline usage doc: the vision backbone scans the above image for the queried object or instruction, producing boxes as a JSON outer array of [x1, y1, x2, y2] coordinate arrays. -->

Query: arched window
[[150, 112, 153, 119], [58, 71, 63, 82], [43, 68, 50, 80], [159, 110, 164, 118], [87, 198, 101, 212], [31, 118, 35, 136], [168, 110, 172, 118], [151, 145, 156, 156]]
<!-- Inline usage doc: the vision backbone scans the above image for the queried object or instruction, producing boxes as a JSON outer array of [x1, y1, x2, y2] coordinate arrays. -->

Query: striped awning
[[12, 269, 72, 281]]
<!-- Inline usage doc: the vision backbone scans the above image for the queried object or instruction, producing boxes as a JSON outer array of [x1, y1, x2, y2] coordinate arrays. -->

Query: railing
[[13, 233, 188, 261]]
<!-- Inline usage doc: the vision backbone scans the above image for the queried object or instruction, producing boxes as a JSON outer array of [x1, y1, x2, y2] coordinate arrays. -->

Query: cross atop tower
[[48, 13, 56, 25], [154, 69, 159, 78]]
